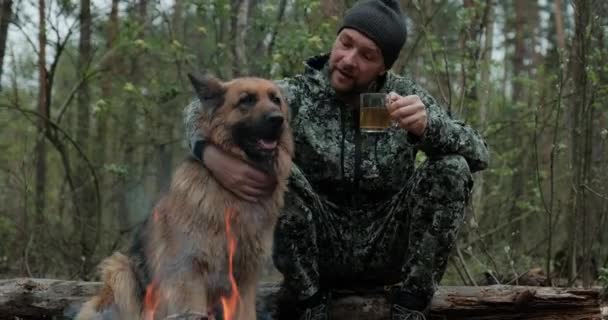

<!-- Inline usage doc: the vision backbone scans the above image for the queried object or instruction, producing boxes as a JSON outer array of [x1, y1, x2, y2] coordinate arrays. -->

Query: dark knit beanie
[[339, 0, 407, 69]]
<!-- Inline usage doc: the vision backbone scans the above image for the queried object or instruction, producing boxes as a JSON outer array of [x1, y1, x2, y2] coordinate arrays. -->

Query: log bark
[[0, 278, 601, 320], [0, 278, 100, 319]]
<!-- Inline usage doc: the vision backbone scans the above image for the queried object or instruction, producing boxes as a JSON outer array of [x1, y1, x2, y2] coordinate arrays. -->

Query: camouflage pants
[[272, 154, 473, 309]]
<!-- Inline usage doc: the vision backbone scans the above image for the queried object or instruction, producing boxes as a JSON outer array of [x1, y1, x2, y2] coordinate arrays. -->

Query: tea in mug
[[360, 93, 391, 133]]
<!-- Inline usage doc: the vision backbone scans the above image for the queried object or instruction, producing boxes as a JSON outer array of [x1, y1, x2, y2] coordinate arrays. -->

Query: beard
[[329, 66, 376, 96]]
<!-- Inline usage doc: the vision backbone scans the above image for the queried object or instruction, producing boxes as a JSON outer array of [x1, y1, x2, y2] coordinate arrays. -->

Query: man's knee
[[273, 193, 316, 263], [274, 196, 312, 242], [416, 154, 473, 202], [430, 154, 472, 180]]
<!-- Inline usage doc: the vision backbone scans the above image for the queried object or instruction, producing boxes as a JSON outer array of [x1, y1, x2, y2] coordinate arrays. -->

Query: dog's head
[[188, 73, 293, 174]]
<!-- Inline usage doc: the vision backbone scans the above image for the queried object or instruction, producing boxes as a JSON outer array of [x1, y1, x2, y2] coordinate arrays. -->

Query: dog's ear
[[187, 73, 225, 110]]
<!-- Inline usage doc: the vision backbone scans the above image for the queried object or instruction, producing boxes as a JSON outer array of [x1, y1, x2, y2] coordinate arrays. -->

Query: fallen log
[[0, 278, 602, 319], [324, 285, 602, 320], [0, 278, 100, 319]]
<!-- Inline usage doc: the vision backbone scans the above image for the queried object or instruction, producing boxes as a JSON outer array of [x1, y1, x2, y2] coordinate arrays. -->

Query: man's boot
[[295, 290, 330, 320], [390, 290, 428, 320]]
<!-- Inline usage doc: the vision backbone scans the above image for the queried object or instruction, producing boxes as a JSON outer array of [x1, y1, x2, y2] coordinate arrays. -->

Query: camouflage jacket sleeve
[[274, 76, 305, 124], [183, 98, 204, 160], [404, 80, 490, 173]]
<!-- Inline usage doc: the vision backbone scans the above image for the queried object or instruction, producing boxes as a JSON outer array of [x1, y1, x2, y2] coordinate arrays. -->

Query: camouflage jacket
[[184, 54, 489, 208]]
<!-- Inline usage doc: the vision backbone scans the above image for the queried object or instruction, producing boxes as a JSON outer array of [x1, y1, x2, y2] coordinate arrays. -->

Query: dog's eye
[[269, 93, 282, 105], [239, 93, 257, 107]]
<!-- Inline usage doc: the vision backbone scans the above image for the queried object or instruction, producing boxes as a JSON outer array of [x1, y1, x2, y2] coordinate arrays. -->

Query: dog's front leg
[[236, 279, 257, 320], [157, 273, 209, 319]]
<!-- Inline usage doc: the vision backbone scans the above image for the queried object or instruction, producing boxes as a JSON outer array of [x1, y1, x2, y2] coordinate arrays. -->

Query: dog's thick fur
[[76, 74, 293, 320]]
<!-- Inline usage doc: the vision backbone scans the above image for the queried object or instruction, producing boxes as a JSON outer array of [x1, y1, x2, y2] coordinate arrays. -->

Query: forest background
[[0, 0, 607, 293]]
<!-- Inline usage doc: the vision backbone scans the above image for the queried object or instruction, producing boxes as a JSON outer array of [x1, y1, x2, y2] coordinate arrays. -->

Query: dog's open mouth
[[257, 139, 278, 150], [232, 113, 284, 164], [235, 131, 282, 163], [241, 133, 282, 167], [250, 136, 280, 159]]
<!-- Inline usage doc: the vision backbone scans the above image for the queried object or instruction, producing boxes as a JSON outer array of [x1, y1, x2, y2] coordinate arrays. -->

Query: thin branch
[[56, 69, 102, 125], [23, 233, 34, 278], [265, 0, 288, 58], [582, 184, 608, 201], [466, 210, 535, 246], [441, 37, 452, 113], [53, 40, 122, 125], [456, 243, 478, 286], [471, 224, 501, 279], [457, 62, 466, 116], [11, 20, 39, 56], [47, 18, 77, 97], [481, 85, 608, 138], [449, 256, 470, 285], [533, 100, 551, 217], [410, 2, 450, 106], [0, 104, 102, 244], [402, 0, 448, 67]]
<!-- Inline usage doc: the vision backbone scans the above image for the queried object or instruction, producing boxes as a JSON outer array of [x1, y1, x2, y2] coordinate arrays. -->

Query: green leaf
[[124, 82, 136, 92]]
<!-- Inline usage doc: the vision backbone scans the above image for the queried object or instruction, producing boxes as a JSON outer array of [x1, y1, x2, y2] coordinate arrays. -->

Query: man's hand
[[202, 144, 276, 202], [387, 92, 427, 137]]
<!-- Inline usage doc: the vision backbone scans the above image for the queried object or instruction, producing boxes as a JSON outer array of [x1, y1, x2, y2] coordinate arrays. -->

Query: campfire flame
[[153, 208, 160, 223], [145, 210, 160, 320], [221, 207, 240, 320], [143, 280, 159, 320], [141, 208, 241, 320]]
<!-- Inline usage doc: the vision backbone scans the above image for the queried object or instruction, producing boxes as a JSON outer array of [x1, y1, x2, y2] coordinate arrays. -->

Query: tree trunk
[[508, 0, 529, 247], [35, 0, 48, 233], [460, 0, 490, 103], [0, 0, 13, 91], [117, 0, 147, 228], [571, 0, 593, 288], [472, 0, 494, 217], [568, 0, 592, 287], [258, 0, 287, 76], [74, 0, 97, 279], [590, 1, 608, 280], [553, 0, 566, 57], [231, 0, 250, 76], [97, 0, 120, 231], [0, 279, 602, 320], [154, 1, 184, 198], [322, 0, 344, 17], [311, 0, 344, 28]]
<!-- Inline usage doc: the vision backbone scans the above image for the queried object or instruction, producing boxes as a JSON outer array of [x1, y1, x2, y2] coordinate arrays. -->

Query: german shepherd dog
[[76, 74, 294, 320]]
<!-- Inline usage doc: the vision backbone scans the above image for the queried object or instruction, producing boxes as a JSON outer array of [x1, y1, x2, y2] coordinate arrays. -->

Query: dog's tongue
[[257, 139, 278, 150]]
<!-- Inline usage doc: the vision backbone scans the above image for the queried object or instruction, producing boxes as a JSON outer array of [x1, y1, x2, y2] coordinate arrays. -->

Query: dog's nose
[[265, 111, 284, 128]]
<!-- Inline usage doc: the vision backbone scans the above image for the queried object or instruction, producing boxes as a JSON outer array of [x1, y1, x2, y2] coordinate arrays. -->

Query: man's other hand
[[387, 91, 428, 137], [202, 144, 277, 202]]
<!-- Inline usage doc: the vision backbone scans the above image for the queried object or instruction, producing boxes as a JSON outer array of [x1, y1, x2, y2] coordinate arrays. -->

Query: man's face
[[329, 28, 386, 95]]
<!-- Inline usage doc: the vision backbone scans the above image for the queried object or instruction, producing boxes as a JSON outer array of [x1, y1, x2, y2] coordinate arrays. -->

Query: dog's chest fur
[[138, 159, 284, 303]]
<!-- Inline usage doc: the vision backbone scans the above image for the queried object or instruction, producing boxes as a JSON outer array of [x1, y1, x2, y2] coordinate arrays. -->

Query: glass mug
[[359, 93, 391, 133]]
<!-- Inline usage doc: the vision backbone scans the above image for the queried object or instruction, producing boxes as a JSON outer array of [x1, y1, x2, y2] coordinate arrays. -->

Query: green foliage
[[0, 216, 16, 254], [600, 268, 608, 285]]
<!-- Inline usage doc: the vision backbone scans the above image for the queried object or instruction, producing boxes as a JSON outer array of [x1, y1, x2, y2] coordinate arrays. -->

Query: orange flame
[[143, 280, 159, 320], [153, 208, 160, 223], [221, 207, 240, 320]]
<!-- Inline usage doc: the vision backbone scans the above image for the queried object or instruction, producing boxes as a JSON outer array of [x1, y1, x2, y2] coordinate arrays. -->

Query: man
[[184, 0, 489, 319]]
